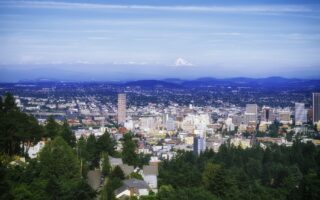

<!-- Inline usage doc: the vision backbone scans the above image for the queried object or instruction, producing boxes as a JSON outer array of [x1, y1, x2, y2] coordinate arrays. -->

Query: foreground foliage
[[157, 142, 320, 200], [2, 137, 96, 200]]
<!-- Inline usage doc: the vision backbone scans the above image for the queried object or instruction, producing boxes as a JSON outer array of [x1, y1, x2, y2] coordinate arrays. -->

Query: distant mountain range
[[3, 77, 320, 89], [124, 80, 184, 89], [124, 77, 320, 89]]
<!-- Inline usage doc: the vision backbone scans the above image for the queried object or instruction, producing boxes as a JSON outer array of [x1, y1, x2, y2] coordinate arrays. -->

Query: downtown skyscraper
[[244, 104, 258, 124], [295, 103, 307, 125], [313, 93, 320, 124], [117, 93, 126, 125]]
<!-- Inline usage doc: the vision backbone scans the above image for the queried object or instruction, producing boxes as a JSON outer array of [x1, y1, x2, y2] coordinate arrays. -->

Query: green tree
[[157, 185, 174, 200], [38, 136, 95, 199], [11, 184, 33, 200], [96, 131, 116, 156], [60, 120, 76, 148], [0, 155, 12, 200], [3, 93, 18, 113], [110, 166, 125, 180], [0, 93, 43, 156], [268, 123, 280, 138], [104, 176, 122, 200], [245, 158, 262, 179], [158, 151, 201, 188], [17, 113, 44, 156], [0, 97, 3, 112], [77, 136, 88, 160], [129, 172, 143, 180], [122, 133, 138, 166], [157, 186, 219, 200], [45, 116, 60, 139], [137, 153, 151, 168], [202, 162, 234, 198], [101, 152, 111, 177], [290, 170, 320, 200], [39, 136, 80, 179], [76, 136, 89, 177], [86, 134, 99, 168]]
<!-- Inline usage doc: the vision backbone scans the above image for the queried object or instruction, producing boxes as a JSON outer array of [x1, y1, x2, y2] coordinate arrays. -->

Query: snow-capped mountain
[[174, 58, 193, 66]]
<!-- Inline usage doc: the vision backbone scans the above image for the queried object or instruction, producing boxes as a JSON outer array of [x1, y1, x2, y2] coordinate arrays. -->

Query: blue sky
[[0, 0, 320, 81]]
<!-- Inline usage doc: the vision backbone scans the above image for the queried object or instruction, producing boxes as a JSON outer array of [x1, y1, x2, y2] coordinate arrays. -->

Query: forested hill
[[156, 143, 320, 200]]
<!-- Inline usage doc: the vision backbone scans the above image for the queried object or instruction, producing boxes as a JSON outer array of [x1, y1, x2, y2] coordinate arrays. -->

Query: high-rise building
[[278, 111, 291, 124], [246, 104, 258, 114], [117, 93, 126, 125], [261, 107, 276, 123], [313, 93, 320, 124], [295, 103, 307, 125], [193, 136, 205, 155], [307, 108, 313, 122], [244, 104, 258, 124], [263, 107, 270, 122]]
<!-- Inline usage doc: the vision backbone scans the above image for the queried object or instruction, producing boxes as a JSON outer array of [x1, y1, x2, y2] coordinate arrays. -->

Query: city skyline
[[0, 0, 320, 81], [1, 1, 320, 198]]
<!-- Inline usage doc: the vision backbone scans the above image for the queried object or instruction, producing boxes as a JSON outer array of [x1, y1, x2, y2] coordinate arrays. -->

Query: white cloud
[[0, 1, 313, 13]]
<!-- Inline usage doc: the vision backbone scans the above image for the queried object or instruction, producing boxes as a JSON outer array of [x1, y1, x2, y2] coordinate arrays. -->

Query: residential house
[[115, 178, 150, 199], [142, 165, 158, 192]]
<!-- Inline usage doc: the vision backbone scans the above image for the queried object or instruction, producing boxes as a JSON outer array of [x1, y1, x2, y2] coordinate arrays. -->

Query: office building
[[295, 103, 307, 125], [278, 111, 291, 124], [261, 107, 275, 123], [117, 93, 126, 125], [244, 104, 258, 124], [313, 93, 320, 124], [193, 136, 205, 156]]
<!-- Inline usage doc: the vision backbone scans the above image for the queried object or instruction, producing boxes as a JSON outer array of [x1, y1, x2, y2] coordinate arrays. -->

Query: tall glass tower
[[313, 93, 320, 124]]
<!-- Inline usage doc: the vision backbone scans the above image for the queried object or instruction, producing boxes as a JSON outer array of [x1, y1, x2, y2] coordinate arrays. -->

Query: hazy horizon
[[1, 0, 320, 81], [1, 66, 320, 83]]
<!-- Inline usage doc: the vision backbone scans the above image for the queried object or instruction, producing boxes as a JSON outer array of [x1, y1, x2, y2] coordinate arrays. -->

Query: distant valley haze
[[0, 63, 320, 82]]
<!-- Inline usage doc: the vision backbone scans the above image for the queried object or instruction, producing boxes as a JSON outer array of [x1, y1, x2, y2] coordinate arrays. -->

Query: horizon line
[[1, 76, 320, 84]]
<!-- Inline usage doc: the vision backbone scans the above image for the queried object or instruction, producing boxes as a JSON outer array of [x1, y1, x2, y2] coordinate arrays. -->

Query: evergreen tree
[[122, 133, 138, 166], [0, 97, 3, 113], [38, 136, 95, 199], [96, 130, 116, 156], [39, 136, 80, 179], [101, 152, 111, 177], [3, 93, 18, 113], [290, 170, 320, 200], [158, 186, 219, 200], [77, 136, 89, 177], [60, 120, 76, 148], [110, 166, 125, 180], [104, 176, 122, 200], [86, 134, 99, 168], [0, 157, 12, 200], [77, 136, 88, 159], [45, 116, 60, 139], [0, 93, 43, 156], [202, 163, 229, 197]]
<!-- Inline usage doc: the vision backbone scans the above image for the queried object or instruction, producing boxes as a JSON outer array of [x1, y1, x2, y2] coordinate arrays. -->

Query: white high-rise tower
[[117, 93, 126, 125]]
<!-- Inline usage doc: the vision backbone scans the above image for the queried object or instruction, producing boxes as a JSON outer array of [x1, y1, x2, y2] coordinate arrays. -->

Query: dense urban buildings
[[1, 79, 320, 199]]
